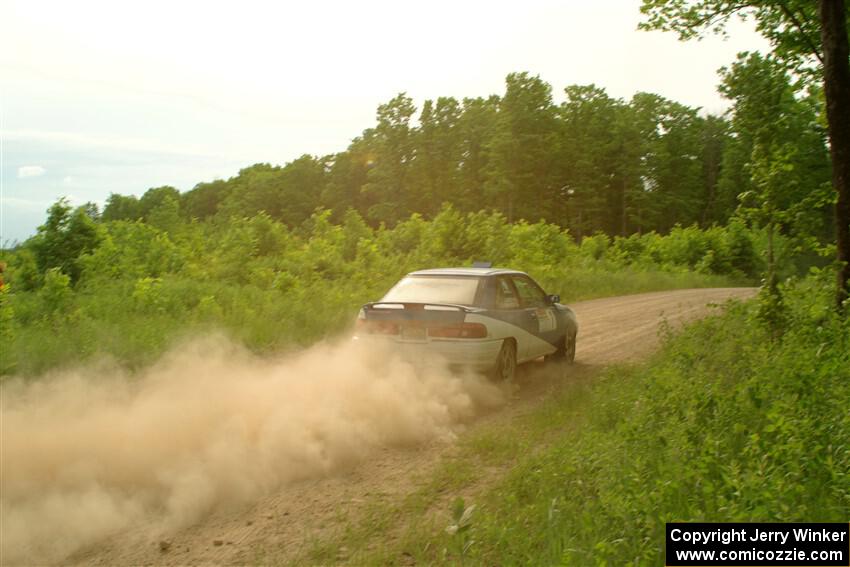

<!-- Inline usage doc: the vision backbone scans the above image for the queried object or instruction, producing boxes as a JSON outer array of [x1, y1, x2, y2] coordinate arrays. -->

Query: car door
[[491, 276, 536, 360], [510, 274, 559, 358]]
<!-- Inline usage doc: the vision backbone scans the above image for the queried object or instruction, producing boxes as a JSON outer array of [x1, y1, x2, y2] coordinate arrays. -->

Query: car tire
[[546, 332, 576, 365], [565, 332, 576, 363], [492, 339, 517, 382]]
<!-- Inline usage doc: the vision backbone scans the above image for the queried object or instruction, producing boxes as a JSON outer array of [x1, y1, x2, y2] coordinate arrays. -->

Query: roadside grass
[[534, 265, 735, 304], [288, 279, 849, 566]]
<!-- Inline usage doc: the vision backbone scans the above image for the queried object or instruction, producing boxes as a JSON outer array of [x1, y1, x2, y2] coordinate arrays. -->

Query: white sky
[[0, 0, 769, 243]]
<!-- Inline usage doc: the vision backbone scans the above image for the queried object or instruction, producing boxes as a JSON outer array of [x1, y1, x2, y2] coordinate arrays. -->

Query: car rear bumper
[[352, 335, 503, 369]]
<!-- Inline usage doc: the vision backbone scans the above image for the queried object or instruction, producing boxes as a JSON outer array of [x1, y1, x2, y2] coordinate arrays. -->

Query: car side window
[[495, 277, 520, 309], [511, 276, 547, 308]]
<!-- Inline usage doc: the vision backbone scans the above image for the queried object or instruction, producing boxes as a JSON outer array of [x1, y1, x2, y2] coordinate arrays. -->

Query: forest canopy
[[82, 71, 830, 242]]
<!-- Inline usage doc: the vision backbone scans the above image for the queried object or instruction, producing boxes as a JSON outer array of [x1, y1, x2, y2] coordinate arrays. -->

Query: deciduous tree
[[640, 0, 850, 308]]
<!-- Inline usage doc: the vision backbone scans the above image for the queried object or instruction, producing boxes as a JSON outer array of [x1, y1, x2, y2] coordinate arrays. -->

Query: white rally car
[[354, 266, 578, 380]]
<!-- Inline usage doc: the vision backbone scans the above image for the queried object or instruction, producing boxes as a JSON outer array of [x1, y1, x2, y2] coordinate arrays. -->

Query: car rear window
[[381, 276, 481, 306]]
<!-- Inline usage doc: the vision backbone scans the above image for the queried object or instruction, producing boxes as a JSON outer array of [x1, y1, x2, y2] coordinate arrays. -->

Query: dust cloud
[[0, 336, 506, 565]]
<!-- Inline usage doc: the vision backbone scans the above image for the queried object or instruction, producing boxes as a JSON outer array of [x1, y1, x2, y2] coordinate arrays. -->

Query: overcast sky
[[0, 0, 769, 244]]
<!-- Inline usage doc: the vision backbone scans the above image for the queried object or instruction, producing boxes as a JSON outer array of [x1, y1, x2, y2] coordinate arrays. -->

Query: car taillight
[[356, 318, 400, 335], [428, 322, 487, 339]]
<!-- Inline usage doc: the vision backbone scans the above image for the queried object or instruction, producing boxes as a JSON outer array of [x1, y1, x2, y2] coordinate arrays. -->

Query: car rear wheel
[[546, 332, 576, 365], [492, 339, 517, 382], [565, 332, 576, 363]]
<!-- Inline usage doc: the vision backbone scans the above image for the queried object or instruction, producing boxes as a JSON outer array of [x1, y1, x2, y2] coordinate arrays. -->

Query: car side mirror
[[546, 294, 560, 304]]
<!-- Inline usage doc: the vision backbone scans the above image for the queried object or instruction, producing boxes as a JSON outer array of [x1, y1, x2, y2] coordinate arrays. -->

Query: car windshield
[[381, 276, 481, 306]]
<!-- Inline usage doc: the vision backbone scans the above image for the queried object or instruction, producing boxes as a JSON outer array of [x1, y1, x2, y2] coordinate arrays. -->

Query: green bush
[[2, 210, 756, 378], [39, 268, 73, 316]]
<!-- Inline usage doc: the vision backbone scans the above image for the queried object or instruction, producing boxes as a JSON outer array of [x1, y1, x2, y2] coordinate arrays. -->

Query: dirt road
[[67, 287, 754, 566]]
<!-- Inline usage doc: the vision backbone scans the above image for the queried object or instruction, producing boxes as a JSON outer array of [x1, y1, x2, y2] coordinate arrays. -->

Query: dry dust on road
[[3, 287, 755, 566]]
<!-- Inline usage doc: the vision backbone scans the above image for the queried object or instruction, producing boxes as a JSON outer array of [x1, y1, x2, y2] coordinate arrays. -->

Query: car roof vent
[[472, 261, 493, 268]]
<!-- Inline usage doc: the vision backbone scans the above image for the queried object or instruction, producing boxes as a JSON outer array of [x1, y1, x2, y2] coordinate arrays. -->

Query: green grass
[[538, 265, 735, 303], [286, 278, 849, 566]]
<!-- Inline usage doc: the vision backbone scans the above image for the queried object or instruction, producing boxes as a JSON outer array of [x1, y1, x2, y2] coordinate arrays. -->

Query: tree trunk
[[818, 0, 850, 311], [767, 217, 777, 296], [621, 177, 628, 236]]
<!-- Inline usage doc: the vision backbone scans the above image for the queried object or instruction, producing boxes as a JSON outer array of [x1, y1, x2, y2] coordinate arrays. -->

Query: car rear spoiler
[[363, 302, 473, 323]]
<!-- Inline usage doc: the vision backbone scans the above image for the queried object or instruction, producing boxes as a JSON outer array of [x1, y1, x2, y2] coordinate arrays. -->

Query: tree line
[[93, 0, 847, 309], [96, 58, 830, 242], [4, 0, 847, 317]]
